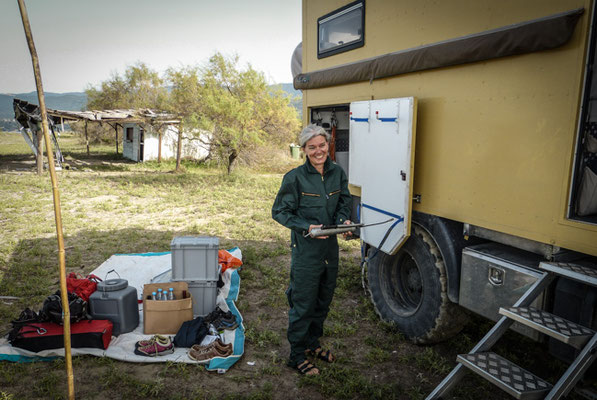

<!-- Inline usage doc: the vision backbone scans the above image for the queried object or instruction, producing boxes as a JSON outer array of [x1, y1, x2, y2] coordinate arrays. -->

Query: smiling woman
[[272, 123, 353, 375]]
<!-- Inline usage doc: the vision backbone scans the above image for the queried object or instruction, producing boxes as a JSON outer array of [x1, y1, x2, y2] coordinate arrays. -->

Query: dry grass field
[[0, 131, 577, 399]]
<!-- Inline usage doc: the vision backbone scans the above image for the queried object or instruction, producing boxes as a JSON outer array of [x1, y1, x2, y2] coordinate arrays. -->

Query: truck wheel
[[367, 225, 466, 343]]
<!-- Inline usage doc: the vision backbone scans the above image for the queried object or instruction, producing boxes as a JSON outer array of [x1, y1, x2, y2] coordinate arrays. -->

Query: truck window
[[318, 0, 365, 59]]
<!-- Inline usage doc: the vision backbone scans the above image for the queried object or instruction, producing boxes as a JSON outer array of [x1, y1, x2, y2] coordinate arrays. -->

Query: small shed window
[[126, 127, 133, 142], [318, 0, 365, 59]]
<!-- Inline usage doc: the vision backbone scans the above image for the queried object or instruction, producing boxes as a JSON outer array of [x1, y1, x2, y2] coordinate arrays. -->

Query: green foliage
[[86, 62, 168, 110], [166, 53, 300, 173]]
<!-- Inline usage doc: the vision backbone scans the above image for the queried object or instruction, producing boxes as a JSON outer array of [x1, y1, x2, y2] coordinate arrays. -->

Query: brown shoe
[[189, 344, 232, 361]]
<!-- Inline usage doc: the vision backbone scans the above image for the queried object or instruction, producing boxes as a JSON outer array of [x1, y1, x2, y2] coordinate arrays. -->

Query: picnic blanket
[[0, 248, 245, 372]]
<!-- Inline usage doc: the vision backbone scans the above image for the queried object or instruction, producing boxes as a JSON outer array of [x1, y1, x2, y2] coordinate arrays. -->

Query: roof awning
[[294, 8, 584, 90]]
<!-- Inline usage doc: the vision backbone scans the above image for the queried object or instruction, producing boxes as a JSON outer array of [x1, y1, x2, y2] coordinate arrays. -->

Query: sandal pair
[[305, 347, 335, 363], [295, 359, 319, 375]]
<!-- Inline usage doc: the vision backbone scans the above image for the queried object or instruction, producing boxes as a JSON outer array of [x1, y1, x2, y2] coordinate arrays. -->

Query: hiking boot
[[212, 317, 239, 331], [188, 343, 232, 361], [204, 306, 233, 324], [191, 339, 232, 354], [135, 334, 169, 350], [134, 335, 174, 357]]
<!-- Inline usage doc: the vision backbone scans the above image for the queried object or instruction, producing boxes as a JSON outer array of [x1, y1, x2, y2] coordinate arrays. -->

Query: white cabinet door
[[349, 97, 417, 255]]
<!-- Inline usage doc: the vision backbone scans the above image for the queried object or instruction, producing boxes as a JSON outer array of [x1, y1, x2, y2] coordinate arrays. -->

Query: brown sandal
[[296, 360, 319, 375], [306, 347, 335, 363]]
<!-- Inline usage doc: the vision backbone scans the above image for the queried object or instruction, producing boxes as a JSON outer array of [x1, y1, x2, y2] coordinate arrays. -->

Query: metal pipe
[[16, 1, 75, 399]]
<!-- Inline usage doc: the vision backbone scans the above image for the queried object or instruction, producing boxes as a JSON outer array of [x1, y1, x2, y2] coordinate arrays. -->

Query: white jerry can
[[349, 97, 417, 255]]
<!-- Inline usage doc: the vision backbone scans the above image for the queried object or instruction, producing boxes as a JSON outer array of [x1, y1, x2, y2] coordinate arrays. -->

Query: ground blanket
[[0, 249, 244, 372]]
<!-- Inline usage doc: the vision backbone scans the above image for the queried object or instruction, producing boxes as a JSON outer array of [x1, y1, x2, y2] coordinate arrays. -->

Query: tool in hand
[[305, 218, 394, 238]]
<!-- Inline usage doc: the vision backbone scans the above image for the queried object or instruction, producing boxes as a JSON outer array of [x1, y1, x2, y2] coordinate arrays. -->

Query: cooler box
[[171, 236, 219, 281], [188, 280, 218, 317], [89, 277, 139, 336]]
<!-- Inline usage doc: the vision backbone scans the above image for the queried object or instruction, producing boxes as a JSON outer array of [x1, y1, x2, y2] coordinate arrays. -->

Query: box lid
[[170, 236, 219, 249]]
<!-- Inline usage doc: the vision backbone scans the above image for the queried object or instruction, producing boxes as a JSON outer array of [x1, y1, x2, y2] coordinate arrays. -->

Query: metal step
[[457, 352, 552, 400], [540, 262, 597, 287], [499, 306, 595, 349]]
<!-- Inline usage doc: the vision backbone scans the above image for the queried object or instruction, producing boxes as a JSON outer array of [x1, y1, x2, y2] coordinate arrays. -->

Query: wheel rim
[[382, 250, 423, 317]]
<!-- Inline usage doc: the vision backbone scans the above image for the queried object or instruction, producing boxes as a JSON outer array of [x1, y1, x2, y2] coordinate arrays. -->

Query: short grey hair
[[299, 124, 330, 147]]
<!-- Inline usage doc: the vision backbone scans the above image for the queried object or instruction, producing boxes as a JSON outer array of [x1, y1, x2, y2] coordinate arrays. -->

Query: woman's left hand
[[342, 220, 353, 239]]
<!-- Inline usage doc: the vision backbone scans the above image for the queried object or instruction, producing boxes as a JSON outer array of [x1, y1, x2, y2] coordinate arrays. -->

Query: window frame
[[317, 0, 365, 59], [126, 127, 134, 142]]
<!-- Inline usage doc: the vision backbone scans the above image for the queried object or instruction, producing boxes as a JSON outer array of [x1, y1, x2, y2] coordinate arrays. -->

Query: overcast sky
[[0, 0, 301, 94]]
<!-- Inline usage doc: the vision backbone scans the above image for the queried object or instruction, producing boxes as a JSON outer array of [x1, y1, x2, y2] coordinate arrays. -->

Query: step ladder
[[427, 262, 597, 400]]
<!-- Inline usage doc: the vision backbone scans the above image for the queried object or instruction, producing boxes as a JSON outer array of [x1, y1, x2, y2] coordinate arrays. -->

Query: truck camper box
[[298, 1, 597, 398]]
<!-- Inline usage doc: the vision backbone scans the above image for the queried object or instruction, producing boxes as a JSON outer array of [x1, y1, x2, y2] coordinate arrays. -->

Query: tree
[[85, 62, 169, 156], [167, 53, 300, 173], [86, 62, 167, 110]]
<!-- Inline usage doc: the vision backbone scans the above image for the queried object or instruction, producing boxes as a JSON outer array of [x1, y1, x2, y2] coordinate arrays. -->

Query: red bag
[[9, 319, 113, 352], [66, 273, 101, 302], [218, 250, 243, 273]]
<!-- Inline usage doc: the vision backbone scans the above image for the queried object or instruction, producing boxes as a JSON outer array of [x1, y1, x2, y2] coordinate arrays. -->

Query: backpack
[[40, 290, 90, 324], [173, 317, 208, 347], [7, 308, 42, 344]]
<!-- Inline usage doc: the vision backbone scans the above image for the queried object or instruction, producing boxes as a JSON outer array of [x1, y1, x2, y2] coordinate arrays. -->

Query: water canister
[[89, 272, 139, 336]]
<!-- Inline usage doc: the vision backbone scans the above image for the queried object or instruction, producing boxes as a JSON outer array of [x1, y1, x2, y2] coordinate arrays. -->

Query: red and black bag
[[8, 319, 113, 352]]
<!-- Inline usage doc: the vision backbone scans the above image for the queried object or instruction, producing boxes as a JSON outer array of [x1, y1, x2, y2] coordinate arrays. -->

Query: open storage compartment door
[[349, 97, 417, 255]]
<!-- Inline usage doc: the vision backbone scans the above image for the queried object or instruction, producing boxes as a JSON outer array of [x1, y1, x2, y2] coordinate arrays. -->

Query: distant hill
[[1, 85, 301, 132], [0, 92, 87, 131]]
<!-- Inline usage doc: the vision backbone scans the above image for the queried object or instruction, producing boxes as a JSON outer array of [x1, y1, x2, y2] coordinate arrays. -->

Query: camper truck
[[294, 0, 597, 397]]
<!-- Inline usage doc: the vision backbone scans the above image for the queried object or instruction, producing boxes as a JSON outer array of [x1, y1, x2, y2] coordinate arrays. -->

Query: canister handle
[[103, 269, 122, 292]]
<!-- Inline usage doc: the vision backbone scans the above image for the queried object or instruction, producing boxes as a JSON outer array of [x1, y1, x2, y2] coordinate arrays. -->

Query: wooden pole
[[158, 126, 162, 163], [115, 124, 119, 154], [36, 128, 43, 175], [16, 1, 75, 399], [85, 120, 89, 156], [175, 121, 182, 171]]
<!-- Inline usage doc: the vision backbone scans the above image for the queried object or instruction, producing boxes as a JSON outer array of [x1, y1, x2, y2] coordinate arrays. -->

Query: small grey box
[[459, 243, 544, 339], [187, 280, 218, 317], [171, 236, 219, 281]]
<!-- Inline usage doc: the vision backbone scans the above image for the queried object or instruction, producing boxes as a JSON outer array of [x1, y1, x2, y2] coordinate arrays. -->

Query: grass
[[0, 130, 574, 399]]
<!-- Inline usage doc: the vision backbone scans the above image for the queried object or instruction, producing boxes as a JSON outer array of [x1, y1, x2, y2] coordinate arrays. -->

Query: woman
[[272, 124, 352, 375]]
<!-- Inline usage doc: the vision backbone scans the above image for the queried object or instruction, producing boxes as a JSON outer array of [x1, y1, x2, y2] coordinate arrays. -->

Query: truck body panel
[[301, 0, 597, 256]]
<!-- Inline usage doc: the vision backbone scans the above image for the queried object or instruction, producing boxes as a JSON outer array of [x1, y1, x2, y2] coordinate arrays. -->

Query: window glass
[[318, 1, 364, 58], [126, 127, 133, 142]]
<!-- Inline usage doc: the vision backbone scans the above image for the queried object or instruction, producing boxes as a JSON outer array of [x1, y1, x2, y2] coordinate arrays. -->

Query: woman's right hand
[[309, 224, 328, 239]]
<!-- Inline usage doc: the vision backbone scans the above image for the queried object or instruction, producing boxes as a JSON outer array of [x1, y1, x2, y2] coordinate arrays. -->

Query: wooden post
[[17, 0, 75, 399], [85, 120, 89, 156], [36, 128, 43, 175], [115, 124, 119, 154], [176, 121, 183, 171], [158, 126, 162, 163]]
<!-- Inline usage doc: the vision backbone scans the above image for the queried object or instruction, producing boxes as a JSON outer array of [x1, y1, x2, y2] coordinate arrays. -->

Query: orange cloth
[[218, 250, 243, 273]]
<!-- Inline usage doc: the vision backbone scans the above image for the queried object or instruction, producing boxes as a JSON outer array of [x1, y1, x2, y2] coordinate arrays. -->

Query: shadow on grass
[[0, 228, 287, 329], [0, 150, 136, 173]]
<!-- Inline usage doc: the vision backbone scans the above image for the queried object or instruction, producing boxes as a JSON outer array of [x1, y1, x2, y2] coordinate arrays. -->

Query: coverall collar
[[305, 156, 331, 175]]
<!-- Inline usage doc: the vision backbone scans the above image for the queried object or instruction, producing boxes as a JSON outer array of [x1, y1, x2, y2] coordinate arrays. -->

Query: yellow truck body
[[300, 0, 597, 257]]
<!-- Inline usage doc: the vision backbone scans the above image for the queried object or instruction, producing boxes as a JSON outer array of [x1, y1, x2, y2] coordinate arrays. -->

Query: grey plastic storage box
[[171, 236, 219, 281], [187, 280, 218, 317], [89, 277, 139, 336]]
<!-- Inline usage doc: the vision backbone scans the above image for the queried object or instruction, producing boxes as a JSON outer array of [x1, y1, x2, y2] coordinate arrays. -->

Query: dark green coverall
[[272, 157, 352, 366]]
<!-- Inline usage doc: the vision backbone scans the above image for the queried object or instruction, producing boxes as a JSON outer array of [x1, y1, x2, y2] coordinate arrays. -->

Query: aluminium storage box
[[171, 236, 219, 281], [89, 277, 139, 336], [188, 280, 218, 317], [143, 281, 193, 334], [459, 242, 544, 339]]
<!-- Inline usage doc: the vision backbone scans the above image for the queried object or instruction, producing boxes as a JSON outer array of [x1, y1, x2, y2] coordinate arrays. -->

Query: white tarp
[[0, 249, 244, 372]]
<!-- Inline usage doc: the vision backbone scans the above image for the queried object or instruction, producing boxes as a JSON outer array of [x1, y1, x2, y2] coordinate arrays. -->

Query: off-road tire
[[367, 225, 466, 343]]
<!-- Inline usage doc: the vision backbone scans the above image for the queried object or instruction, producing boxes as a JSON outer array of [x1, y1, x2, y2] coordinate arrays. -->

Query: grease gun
[[305, 218, 393, 238]]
